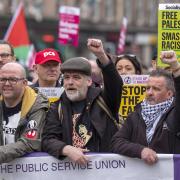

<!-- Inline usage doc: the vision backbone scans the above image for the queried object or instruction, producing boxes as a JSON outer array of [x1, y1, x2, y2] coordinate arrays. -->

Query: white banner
[[159, 4, 180, 10], [0, 153, 175, 180], [38, 87, 64, 102]]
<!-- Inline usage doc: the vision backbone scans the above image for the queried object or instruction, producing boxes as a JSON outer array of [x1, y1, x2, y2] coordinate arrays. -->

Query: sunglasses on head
[[117, 54, 137, 59]]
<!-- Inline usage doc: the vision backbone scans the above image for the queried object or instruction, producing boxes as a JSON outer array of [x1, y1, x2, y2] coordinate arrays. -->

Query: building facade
[[0, 0, 179, 68]]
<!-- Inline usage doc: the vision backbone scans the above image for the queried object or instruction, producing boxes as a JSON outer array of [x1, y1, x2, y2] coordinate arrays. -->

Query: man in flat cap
[[42, 38, 123, 165]]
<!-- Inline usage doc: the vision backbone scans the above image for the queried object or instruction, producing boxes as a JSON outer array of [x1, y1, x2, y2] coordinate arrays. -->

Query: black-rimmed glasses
[[0, 77, 25, 85]]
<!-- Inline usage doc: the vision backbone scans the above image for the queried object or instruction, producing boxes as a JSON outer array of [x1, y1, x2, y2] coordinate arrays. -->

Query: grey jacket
[[0, 86, 49, 164]]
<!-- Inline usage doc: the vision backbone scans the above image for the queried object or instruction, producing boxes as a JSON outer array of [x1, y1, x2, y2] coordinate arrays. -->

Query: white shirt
[[3, 112, 21, 144]]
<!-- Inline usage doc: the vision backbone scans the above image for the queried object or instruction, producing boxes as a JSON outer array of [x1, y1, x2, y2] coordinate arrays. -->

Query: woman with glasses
[[115, 54, 142, 75]]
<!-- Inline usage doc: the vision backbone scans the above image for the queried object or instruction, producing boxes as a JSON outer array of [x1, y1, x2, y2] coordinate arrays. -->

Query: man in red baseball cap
[[31, 48, 62, 88]]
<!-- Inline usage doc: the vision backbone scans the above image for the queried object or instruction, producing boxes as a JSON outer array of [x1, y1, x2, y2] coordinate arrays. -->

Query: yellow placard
[[119, 85, 146, 120], [119, 75, 149, 124], [158, 4, 180, 67]]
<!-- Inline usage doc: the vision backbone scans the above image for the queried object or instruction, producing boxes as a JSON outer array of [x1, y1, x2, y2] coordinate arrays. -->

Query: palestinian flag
[[4, 2, 34, 65]]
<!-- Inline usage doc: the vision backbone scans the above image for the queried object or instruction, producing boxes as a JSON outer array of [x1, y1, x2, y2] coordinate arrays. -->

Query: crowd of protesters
[[0, 38, 180, 167]]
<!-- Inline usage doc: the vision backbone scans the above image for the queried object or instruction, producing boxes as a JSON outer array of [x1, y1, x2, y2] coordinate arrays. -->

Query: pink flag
[[26, 44, 36, 69], [117, 17, 128, 54], [58, 6, 80, 47]]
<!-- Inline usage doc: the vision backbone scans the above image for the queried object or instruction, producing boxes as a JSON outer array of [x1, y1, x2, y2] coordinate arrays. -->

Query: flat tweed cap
[[61, 57, 92, 76]]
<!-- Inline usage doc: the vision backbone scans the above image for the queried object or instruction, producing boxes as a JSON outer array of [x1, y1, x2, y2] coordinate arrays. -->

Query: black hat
[[115, 54, 142, 75], [61, 57, 92, 76]]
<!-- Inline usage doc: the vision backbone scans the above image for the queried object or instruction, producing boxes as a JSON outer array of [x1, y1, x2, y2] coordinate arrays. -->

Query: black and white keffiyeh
[[141, 97, 174, 143]]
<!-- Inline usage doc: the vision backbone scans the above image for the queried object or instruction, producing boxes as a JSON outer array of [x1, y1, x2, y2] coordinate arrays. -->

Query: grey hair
[[149, 68, 175, 95]]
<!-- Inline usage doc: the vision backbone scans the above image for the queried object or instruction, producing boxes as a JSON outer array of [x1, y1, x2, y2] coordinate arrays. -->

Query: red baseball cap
[[35, 48, 62, 64]]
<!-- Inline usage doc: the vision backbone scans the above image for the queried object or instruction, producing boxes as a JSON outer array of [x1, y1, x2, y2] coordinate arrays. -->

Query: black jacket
[[111, 76, 180, 158], [42, 60, 123, 159]]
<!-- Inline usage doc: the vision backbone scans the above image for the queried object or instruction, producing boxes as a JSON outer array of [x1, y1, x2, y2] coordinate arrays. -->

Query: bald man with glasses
[[0, 62, 49, 164]]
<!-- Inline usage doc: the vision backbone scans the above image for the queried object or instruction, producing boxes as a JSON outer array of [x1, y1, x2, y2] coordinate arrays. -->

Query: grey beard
[[66, 91, 84, 101]]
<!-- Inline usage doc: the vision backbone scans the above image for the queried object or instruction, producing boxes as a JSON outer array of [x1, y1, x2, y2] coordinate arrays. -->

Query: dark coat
[[111, 76, 180, 158], [42, 60, 123, 159]]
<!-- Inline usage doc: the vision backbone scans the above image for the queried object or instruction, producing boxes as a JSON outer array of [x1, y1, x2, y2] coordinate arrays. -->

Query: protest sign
[[58, 6, 80, 47], [38, 87, 64, 102], [158, 4, 180, 67], [119, 75, 148, 123]]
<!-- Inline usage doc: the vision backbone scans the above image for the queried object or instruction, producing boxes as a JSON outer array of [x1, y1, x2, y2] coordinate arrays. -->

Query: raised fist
[[160, 50, 177, 66]]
